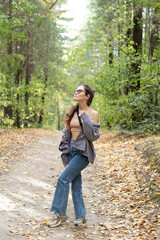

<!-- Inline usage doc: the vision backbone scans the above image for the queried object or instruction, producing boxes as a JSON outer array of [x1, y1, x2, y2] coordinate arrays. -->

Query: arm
[[80, 112, 100, 142], [58, 128, 71, 165]]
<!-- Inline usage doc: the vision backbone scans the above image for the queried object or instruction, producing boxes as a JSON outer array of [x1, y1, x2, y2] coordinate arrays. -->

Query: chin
[[74, 97, 78, 101]]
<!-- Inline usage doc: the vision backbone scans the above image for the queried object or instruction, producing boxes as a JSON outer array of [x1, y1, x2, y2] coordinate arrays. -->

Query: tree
[[66, 0, 160, 133], [0, 0, 67, 128]]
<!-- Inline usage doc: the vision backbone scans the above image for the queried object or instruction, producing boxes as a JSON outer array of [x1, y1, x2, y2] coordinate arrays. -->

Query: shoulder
[[89, 109, 99, 117], [89, 108, 99, 123]]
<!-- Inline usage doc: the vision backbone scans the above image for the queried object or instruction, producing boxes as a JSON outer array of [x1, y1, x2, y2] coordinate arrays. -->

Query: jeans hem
[[75, 215, 86, 219], [51, 208, 66, 216]]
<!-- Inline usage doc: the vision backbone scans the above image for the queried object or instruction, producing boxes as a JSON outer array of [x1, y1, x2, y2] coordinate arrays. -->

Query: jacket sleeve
[[58, 128, 71, 164], [80, 112, 100, 142]]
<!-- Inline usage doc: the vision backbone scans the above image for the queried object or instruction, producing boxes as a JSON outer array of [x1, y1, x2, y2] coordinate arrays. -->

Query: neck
[[78, 102, 89, 111]]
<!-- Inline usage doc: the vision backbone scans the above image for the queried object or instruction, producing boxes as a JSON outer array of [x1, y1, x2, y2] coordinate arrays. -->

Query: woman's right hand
[[63, 163, 68, 167]]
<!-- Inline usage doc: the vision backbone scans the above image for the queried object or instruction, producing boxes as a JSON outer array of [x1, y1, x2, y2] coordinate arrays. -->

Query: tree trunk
[[8, 0, 12, 55], [57, 97, 60, 130], [14, 42, 22, 128], [124, 0, 132, 95], [118, 0, 122, 96], [149, 6, 160, 59], [109, 40, 113, 65], [149, 6, 160, 121], [24, 21, 32, 127], [130, 3, 142, 91], [15, 71, 21, 128], [155, 85, 159, 121], [38, 72, 47, 125], [38, 27, 51, 125], [125, 2, 142, 94], [4, 0, 13, 120]]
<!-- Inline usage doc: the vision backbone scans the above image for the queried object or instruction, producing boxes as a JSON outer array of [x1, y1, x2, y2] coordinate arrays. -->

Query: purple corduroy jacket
[[58, 112, 100, 164]]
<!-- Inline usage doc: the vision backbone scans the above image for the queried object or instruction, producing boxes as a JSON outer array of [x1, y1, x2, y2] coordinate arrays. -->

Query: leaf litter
[[0, 129, 159, 239]]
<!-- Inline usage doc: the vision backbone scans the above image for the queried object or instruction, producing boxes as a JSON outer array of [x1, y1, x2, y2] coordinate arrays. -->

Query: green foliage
[[65, 0, 160, 134], [0, 0, 69, 129], [0, 0, 159, 133]]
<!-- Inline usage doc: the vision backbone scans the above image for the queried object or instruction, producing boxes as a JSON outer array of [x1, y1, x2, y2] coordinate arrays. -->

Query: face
[[74, 86, 89, 103]]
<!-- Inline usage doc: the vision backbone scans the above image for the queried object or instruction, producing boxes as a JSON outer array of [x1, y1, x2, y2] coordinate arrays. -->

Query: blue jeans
[[51, 140, 89, 219]]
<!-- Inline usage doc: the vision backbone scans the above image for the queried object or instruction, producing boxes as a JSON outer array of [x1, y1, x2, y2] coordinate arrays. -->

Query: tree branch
[[42, 0, 49, 3], [0, 8, 5, 13], [0, 0, 9, 13], [1, 0, 9, 8], [50, 0, 58, 10]]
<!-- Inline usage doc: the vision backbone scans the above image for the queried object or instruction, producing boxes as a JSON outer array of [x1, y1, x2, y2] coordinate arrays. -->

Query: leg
[[71, 172, 86, 219], [51, 151, 89, 216], [50, 171, 70, 215]]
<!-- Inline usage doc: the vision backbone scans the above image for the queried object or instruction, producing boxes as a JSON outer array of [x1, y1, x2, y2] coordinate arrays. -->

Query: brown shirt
[[70, 112, 81, 136]]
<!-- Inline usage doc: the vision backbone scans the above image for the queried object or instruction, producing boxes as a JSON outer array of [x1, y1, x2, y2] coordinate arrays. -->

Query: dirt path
[[0, 129, 159, 240]]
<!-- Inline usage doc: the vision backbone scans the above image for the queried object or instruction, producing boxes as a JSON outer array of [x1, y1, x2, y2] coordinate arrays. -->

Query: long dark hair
[[65, 84, 95, 131]]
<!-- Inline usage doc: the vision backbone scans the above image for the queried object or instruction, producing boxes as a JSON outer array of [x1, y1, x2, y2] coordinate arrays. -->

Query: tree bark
[[38, 72, 47, 125], [4, 0, 13, 120], [130, 4, 142, 91], [149, 6, 160, 121], [125, 2, 142, 93], [38, 27, 51, 125], [15, 70, 21, 128], [50, 0, 58, 10], [24, 21, 32, 127], [118, 0, 122, 96], [149, 6, 160, 59], [124, 0, 132, 95], [57, 97, 60, 130]]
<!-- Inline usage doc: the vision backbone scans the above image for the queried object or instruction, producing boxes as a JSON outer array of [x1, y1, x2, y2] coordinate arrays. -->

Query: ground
[[0, 129, 159, 240]]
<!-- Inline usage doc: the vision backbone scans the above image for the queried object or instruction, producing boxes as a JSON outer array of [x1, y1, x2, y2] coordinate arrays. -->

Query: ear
[[85, 94, 90, 100]]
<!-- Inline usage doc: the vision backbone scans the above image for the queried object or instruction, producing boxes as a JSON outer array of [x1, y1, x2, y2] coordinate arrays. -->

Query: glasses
[[74, 89, 85, 94]]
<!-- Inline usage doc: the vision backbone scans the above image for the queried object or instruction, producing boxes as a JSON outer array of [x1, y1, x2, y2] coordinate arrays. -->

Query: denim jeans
[[51, 140, 89, 219]]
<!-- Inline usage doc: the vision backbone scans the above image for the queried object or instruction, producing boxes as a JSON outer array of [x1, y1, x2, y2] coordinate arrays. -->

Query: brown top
[[70, 112, 82, 140]]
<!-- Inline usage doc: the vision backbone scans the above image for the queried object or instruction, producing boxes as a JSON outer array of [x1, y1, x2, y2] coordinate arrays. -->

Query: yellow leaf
[[147, 229, 155, 234], [45, 219, 50, 224], [26, 232, 32, 235], [44, 227, 49, 231]]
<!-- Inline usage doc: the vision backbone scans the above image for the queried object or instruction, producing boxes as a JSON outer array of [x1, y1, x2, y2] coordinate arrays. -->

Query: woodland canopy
[[0, 0, 159, 134]]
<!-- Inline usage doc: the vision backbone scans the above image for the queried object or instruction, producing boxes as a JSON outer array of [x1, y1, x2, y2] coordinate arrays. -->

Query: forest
[[0, 1, 160, 238], [0, 0, 160, 133]]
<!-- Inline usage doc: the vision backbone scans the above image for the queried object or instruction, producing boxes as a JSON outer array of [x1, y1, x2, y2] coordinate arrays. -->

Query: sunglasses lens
[[74, 89, 84, 94], [74, 89, 81, 94]]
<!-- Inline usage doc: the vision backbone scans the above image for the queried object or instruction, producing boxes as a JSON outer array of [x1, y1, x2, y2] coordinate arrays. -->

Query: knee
[[58, 175, 68, 185], [58, 175, 64, 183]]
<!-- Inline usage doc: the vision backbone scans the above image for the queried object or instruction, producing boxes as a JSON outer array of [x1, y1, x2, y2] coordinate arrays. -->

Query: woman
[[47, 84, 100, 228]]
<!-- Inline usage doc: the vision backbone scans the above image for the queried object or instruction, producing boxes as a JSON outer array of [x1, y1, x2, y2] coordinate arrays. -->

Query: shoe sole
[[74, 218, 87, 226]]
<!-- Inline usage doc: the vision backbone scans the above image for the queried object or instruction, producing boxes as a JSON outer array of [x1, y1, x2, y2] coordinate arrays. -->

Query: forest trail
[[0, 129, 159, 240]]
